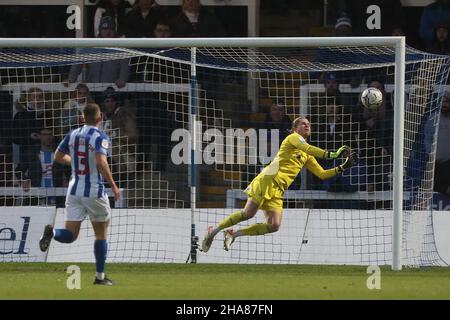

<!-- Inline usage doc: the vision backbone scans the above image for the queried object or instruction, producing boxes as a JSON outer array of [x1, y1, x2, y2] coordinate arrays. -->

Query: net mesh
[[0, 43, 449, 266]]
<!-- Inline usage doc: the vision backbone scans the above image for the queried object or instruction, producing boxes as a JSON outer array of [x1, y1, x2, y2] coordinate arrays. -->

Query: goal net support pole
[[393, 37, 406, 271]]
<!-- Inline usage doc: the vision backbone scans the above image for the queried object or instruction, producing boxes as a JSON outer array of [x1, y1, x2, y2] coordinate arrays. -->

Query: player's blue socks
[[94, 240, 108, 276], [54, 229, 74, 243]]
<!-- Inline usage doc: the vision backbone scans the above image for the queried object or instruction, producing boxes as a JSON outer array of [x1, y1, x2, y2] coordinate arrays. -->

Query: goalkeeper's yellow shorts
[[243, 175, 284, 212]]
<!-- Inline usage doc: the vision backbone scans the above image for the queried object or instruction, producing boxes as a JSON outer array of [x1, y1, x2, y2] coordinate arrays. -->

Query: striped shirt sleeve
[[57, 132, 71, 154], [95, 134, 109, 156]]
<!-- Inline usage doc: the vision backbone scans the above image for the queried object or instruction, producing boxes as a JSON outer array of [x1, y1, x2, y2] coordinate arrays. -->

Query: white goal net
[[0, 38, 449, 267]]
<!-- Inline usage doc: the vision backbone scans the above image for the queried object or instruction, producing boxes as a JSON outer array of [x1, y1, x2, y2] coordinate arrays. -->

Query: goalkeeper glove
[[328, 145, 350, 159], [338, 152, 359, 172]]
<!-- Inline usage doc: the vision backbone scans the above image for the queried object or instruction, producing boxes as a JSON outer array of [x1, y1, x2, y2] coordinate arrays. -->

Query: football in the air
[[361, 87, 383, 110]]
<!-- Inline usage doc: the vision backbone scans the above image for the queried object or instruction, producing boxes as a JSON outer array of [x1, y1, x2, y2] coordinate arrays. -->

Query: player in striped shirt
[[39, 103, 120, 286]]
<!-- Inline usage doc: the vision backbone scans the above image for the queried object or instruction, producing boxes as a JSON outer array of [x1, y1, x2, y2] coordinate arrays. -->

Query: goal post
[[393, 37, 405, 271], [1, 37, 448, 269]]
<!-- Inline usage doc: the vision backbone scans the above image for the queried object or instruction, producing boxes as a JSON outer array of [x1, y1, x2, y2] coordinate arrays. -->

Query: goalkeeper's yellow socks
[[218, 210, 247, 230], [207, 210, 248, 242], [237, 223, 272, 236]]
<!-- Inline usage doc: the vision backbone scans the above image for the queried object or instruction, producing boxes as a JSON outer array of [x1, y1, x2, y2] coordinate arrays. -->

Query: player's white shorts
[[65, 195, 111, 222]]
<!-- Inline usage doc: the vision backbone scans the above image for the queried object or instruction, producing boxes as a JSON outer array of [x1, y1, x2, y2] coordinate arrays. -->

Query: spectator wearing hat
[[65, 16, 129, 88], [100, 87, 136, 140], [334, 14, 353, 37], [100, 87, 138, 179], [93, 0, 131, 37]]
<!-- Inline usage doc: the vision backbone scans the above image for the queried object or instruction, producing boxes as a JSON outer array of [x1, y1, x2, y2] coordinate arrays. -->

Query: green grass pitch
[[1, 263, 450, 299]]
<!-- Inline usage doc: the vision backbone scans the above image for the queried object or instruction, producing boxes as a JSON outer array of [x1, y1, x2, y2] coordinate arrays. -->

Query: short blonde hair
[[83, 103, 101, 125], [291, 116, 308, 130]]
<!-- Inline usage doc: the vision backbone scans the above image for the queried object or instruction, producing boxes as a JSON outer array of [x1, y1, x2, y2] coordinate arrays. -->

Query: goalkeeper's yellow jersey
[[258, 132, 339, 192]]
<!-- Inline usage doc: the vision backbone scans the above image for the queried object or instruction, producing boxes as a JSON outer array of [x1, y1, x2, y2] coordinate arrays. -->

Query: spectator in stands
[[314, 71, 359, 128], [100, 87, 137, 141], [15, 127, 55, 192], [258, 102, 292, 147], [436, 92, 450, 162], [362, 80, 394, 151], [60, 83, 93, 134], [324, 72, 340, 96], [323, 104, 350, 149], [100, 87, 138, 179], [419, 0, 450, 49], [322, 72, 344, 106], [12, 88, 47, 181], [172, 0, 226, 98], [93, 0, 131, 37], [12, 88, 46, 146], [426, 22, 450, 55], [172, 0, 226, 37], [124, 0, 162, 37], [311, 103, 362, 193], [130, 19, 181, 82], [153, 18, 173, 38], [66, 16, 129, 88], [434, 159, 450, 196], [359, 80, 394, 192]]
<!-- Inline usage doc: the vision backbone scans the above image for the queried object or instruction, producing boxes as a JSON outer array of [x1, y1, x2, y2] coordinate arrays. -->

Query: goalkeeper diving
[[201, 116, 358, 252]]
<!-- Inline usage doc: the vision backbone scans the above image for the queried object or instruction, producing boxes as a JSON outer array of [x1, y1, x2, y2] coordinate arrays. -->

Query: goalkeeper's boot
[[39, 224, 54, 252], [223, 229, 235, 251], [93, 275, 114, 286], [201, 226, 214, 253]]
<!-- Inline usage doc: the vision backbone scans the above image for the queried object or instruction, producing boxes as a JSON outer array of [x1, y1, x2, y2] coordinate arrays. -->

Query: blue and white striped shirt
[[57, 125, 111, 198], [39, 150, 54, 188]]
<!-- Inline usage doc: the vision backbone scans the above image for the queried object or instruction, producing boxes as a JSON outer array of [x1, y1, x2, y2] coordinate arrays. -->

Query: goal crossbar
[[0, 37, 404, 48]]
